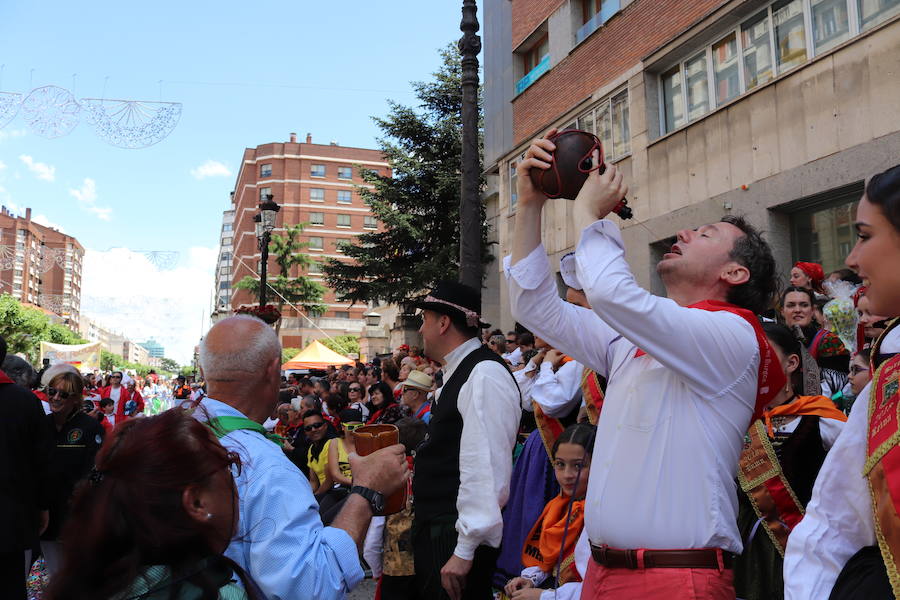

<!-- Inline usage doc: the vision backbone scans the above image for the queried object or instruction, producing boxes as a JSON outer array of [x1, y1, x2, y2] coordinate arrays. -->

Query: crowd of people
[[1, 134, 898, 600]]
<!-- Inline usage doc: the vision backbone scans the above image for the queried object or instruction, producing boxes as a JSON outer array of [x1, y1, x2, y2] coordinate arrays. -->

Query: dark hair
[[45, 410, 260, 600], [369, 381, 395, 408], [338, 408, 364, 424], [395, 416, 427, 455], [1, 356, 36, 388], [506, 331, 518, 340], [856, 347, 872, 366], [0, 335, 6, 364], [99, 398, 114, 408], [828, 268, 863, 286], [518, 332, 535, 347], [552, 423, 597, 458], [865, 164, 900, 231], [781, 285, 815, 308], [299, 377, 312, 387], [721, 215, 777, 315], [445, 310, 479, 339], [381, 359, 399, 382], [762, 322, 802, 357], [301, 394, 322, 411], [302, 409, 324, 421]]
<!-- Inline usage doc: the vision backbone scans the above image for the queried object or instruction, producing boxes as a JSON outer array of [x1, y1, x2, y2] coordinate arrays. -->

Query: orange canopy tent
[[282, 339, 354, 370]]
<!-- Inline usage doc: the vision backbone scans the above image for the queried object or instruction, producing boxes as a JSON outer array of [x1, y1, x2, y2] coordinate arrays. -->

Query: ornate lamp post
[[458, 0, 482, 290], [256, 193, 280, 307]]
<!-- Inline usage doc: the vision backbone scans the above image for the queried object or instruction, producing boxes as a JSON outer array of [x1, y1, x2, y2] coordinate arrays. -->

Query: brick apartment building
[[0, 206, 84, 329], [223, 133, 389, 349], [482, 0, 900, 328]]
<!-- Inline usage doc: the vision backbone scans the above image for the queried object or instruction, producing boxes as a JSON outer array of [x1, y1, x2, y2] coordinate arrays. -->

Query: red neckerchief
[[634, 300, 786, 423], [0, 370, 13, 385]]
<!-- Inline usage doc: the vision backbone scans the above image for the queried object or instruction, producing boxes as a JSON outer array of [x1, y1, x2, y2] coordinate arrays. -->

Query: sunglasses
[[344, 422, 364, 431], [47, 387, 77, 400], [304, 421, 325, 432], [110, 375, 122, 379], [349, 387, 362, 392]]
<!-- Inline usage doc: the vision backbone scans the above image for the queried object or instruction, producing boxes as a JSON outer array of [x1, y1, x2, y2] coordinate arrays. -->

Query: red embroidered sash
[[0, 370, 13, 385], [634, 300, 785, 422], [738, 421, 806, 556], [865, 351, 900, 597], [534, 367, 605, 457]]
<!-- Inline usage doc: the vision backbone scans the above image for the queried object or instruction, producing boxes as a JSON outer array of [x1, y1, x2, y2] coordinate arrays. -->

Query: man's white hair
[[199, 315, 282, 381]]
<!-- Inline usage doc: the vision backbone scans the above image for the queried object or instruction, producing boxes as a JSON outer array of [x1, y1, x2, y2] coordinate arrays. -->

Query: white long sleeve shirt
[[506, 219, 760, 554], [436, 337, 522, 560], [518, 530, 590, 600], [532, 359, 584, 418], [783, 326, 900, 598], [514, 360, 539, 412]]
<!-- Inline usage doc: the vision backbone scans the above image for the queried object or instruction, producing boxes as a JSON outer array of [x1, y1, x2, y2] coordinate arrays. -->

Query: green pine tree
[[323, 44, 491, 305]]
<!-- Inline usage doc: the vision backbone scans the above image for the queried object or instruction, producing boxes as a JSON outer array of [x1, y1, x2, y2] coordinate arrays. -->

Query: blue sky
[[0, 0, 474, 362]]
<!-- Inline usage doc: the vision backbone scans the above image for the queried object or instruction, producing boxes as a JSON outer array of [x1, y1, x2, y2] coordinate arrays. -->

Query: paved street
[[348, 577, 376, 599]]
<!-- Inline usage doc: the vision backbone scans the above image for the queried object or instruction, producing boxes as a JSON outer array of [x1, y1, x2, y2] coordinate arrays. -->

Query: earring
[[205, 513, 212, 520]]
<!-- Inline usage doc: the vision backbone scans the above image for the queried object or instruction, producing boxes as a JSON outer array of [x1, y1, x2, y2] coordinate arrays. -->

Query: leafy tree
[[100, 350, 118, 372], [323, 44, 490, 305], [282, 347, 301, 364], [160, 357, 180, 372], [313, 335, 359, 357], [235, 223, 328, 333], [0, 294, 87, 362]]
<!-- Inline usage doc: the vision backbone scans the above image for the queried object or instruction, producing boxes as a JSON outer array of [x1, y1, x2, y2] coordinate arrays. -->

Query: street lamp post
[[256, 193, 280, 307], [458, 0, 482, 290]]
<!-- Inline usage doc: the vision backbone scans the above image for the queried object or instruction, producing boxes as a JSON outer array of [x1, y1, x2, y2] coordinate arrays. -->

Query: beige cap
[[403, 369, 433, 392]]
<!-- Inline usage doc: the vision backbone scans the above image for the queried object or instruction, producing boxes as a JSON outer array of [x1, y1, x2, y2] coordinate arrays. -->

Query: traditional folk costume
[[97, 385, 144, 422], [411, 282, 521, 600], [507, 220, 786, 600], [733, 394, 846, 599], [784, 318, 900, 599]]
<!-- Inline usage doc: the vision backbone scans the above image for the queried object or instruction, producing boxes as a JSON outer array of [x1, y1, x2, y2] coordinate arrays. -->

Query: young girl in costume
[[503, 422, 595, 600]]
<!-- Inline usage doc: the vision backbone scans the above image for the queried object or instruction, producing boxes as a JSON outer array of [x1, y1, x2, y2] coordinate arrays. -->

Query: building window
[[516, 33, 550, 94], [260, 163, 272, 178], [222, 223, 233, 232], [221, 252, 231, 261], [311, 164, 326, 177], [574, 89, 631, 162], [308, 261, 323, 275], [337, 214, 351, 227], [309, 236, 323, 250], [222, 237, 232, 246], [337, 190, 352, 204], [310, 188, 325, 202], [337, 167, 352, 180], [658, 0, 899, 135], [578, 0, 621, 43], [335, 238, 350, 253], [333, 311, 350, 319], [220, 265, 230, 276], [259, 187, 272, 201], [790, 194, 860, 273], [219, 281, 230, 290], [364, 215, 377, 229], [309, 212, 324, 225]]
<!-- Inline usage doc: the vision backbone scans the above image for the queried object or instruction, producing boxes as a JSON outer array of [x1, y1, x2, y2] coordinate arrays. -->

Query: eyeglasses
[[304, 421, 325, 432], [849, 365, 868, 375], [46, 387, 77, 400]]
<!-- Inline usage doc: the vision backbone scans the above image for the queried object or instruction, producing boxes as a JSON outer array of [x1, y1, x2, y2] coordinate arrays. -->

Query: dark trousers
[[0, 550, 25, 600], [829, 546, 893, 599], [381, 574, 416, 599], [413, 517, 500, 600]]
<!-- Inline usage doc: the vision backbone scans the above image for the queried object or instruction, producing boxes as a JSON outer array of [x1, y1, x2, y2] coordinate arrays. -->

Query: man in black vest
[[412, 281, 521, 600]]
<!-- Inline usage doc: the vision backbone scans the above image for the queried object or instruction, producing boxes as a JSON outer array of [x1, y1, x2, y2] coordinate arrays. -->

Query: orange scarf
[[763, 395, 847, 437], [522, 494, 585, 578]]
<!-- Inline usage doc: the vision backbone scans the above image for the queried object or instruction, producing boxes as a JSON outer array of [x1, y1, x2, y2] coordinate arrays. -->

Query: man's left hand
[[440, 554, 473, 600], [574, 149, 628, 222]]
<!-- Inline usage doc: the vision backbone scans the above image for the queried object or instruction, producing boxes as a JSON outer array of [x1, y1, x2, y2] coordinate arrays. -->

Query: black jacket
[[0, 379, 53, 551]]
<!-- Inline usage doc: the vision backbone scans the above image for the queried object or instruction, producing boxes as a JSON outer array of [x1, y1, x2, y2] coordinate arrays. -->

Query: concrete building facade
[[483, 0, 900, 329], [0, 206, 84, 329], [210, 207, 235, 325], [225, 133, 390, 349]]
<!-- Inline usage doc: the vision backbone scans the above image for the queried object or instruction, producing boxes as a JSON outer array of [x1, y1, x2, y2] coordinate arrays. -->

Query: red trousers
[[579, 558, 734, 600]]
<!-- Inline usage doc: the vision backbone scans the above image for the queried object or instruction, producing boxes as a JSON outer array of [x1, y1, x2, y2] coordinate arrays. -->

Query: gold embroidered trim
[[864, 358, 900, 476], [867, 475, 900, 597]]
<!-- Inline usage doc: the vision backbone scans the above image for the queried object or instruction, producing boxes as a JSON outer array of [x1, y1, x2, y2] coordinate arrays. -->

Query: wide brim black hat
[[411, 280, 490, 328]]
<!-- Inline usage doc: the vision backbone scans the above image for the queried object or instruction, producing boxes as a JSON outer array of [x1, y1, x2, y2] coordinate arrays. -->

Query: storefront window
[[790, 195, 860, 273]]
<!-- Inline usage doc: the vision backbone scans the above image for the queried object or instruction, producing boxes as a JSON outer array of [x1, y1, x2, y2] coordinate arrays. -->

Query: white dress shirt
[[504, 346, 524, 367], [436, 337, 522, 560], [513, 359, 539, 412], [517, 531, 590, 600], [532, 359, 584, 418], [784, 326, 900, 599], [506, 219, 760, 554]]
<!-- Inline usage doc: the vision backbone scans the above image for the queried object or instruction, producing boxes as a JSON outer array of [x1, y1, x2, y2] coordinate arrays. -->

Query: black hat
[[411, 280, 489, 328]]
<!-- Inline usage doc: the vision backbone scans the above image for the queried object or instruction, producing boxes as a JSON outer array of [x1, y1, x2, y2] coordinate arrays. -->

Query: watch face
[[373, 495, 385, 514]]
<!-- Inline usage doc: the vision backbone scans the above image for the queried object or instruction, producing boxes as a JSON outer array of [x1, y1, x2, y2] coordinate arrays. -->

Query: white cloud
[[32, 214, 65, 232], [0, 160, 6, 170], [190, 160, 232, 180], [19, 154, 56, 181], [69, 178, 113, 221], [80, 246, 218, 364], [0, 128, 27, 142]]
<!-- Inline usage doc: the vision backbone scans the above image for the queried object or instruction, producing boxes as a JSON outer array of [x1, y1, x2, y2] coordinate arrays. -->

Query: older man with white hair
[[196, 315, 409, 600]]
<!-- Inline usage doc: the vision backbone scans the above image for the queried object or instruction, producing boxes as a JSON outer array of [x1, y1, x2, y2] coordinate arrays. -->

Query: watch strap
[[350, 485, 384, 514]]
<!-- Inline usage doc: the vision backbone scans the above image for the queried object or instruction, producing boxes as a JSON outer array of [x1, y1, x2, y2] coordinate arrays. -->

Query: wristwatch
[[350, 485, 385, 515]]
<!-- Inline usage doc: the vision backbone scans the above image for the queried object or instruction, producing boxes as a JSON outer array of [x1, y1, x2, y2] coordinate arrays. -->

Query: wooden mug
[[352, 424, 407, 515]]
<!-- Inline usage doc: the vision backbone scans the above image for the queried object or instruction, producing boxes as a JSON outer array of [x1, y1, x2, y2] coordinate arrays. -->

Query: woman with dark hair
[[733, 323, 847, 600], [45, 410, 262, 600], [366, 381, 407, 425], [41, 371, 104, 576], [784, 164, 900, 599], [780, 286, 850, 373]]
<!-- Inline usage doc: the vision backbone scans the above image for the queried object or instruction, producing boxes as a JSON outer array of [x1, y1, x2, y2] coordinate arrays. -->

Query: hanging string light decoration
[[0, 244, 17, 271], [37, 293, 66, 315], [80, 98, 182, 149], [34, 246, 67, 273], [21, 85, 81, 139], [142, 250, 179, 270], [0, 91, 21, 129]]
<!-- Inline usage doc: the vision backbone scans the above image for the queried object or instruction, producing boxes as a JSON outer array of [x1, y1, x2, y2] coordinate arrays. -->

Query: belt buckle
[[625, 549, 638, 569]]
